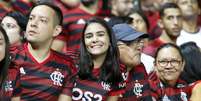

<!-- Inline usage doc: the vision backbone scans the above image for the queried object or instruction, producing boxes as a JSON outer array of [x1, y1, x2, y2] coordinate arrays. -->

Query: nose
[[92, 35, 98, 43], [30, 19, 38, 28], [173, 18, 179, 26], [164, 61, 173, 69]]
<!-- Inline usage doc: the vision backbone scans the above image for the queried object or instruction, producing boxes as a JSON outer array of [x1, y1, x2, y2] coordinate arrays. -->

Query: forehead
[[157, 47, 182, 59], [164, 8, 181, 16], [2, 16, 17, 24], [85, 23, 107, 33], [130, 13, 144, 20], [30, 5, 55, 18]]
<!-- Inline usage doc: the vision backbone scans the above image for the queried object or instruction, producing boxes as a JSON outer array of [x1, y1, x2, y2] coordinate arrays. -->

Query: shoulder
[[51, 50, 78, 73], [190, 80, 201, 101]]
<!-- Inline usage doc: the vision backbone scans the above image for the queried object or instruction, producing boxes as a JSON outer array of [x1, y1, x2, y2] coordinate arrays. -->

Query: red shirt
[[148, 72, 195, 101], [10, 43, 77, 101], [143, 38, 165, 57], [72, 68, 124, 101]]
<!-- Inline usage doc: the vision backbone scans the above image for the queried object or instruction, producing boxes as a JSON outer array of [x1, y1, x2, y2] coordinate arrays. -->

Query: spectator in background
[[176, 0, 201, 48], [0, 26, 20, 101], [107, 0, 133, 27], [1, 11, 28, 50], [141, 0, 177, 39], [128, 10, 154, 74], [72, 17, 124, 101], [10, 2, 77, 101], [180, 42, 201, 84], [143, 3, 183, 57], [51, 0, 100, 54], [113, 24, 152, 101]]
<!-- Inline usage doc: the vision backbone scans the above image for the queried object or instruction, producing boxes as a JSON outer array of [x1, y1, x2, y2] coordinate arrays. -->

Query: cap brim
[[120, 32, 145, 42]]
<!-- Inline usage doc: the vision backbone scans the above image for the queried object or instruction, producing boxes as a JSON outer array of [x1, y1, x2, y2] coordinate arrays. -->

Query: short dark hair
[[159, 3, 180, 18], [0, 26, 10, 87], [31, 2, 63, 25]]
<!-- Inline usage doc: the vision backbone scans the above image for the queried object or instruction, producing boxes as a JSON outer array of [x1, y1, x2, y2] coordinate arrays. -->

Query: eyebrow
[[96, 31, 106, 34]]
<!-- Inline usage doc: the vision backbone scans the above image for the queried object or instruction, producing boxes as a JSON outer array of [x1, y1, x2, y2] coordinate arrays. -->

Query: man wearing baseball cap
[[112, 23, 152, 101]]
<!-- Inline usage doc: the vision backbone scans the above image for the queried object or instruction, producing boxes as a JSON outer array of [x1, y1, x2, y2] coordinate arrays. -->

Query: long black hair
[[0, 26, 10, 87], [79, 17, 123, 84], [180, 42, 201, 84]]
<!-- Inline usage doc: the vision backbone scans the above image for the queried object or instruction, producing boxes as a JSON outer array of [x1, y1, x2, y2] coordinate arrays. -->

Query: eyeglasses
[[157, 59, 182, 67]]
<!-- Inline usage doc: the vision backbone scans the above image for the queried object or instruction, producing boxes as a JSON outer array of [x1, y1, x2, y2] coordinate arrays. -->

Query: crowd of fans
[[0, 0, 201, 101]]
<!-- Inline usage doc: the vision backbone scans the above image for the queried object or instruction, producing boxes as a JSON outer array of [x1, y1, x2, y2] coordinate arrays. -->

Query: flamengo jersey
[[63, 7, 98, 53], [118, 64, 152, 101], [148, 72, 194, 101], [10, 43, 77, 101], [1, 67, 21, 101], [72, 68, 124, 101]]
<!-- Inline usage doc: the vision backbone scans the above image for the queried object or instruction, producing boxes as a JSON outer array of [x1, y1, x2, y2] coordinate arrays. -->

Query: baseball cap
[[112, 23, 146, 42]]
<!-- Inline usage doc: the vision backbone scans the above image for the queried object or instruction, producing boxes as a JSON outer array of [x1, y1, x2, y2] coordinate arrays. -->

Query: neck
[[159, 31, 177, 44], [79, 1, 98, 15], [183, 16, 199, 33], [111, 10, 119, 16], [27, 41, 51, 63], [93, 53, 107, 69]]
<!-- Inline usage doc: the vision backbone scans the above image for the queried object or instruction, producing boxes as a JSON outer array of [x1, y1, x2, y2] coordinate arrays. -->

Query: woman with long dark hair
[[0, 26, 20, 101], [0, 25, 10, 89], [72, 17, 124, 101]]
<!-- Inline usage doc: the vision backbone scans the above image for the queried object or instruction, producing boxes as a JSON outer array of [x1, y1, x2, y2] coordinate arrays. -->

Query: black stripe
[[22, 81, 61, 96], [23, 67, 51, 79], [15, 53, 33, 63], [45, 61, 72, 75], [22, 94, 46, 101], [64, 13, 89, 19], [75, 82, 107, 95]]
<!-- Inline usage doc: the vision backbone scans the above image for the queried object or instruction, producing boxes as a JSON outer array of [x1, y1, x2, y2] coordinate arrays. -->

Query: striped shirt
[[11, 43, 77, 101]]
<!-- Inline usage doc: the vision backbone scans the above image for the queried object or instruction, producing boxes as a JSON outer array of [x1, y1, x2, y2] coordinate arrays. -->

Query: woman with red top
[[72, 17, 124, 101]]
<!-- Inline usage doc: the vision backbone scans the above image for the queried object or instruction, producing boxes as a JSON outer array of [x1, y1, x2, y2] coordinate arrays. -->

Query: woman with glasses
[[148, 43, 201, 101]]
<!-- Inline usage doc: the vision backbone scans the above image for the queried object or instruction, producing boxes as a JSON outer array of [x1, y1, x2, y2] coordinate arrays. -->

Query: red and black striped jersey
[[148, 72, 194, 101], [72, 68, 124, 101], [118, 64, 152, 101], [62, 7, 98, 53], [11, 0, 33, 15], [10, 43, 77, 101], [1, 67, 21, 101]]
